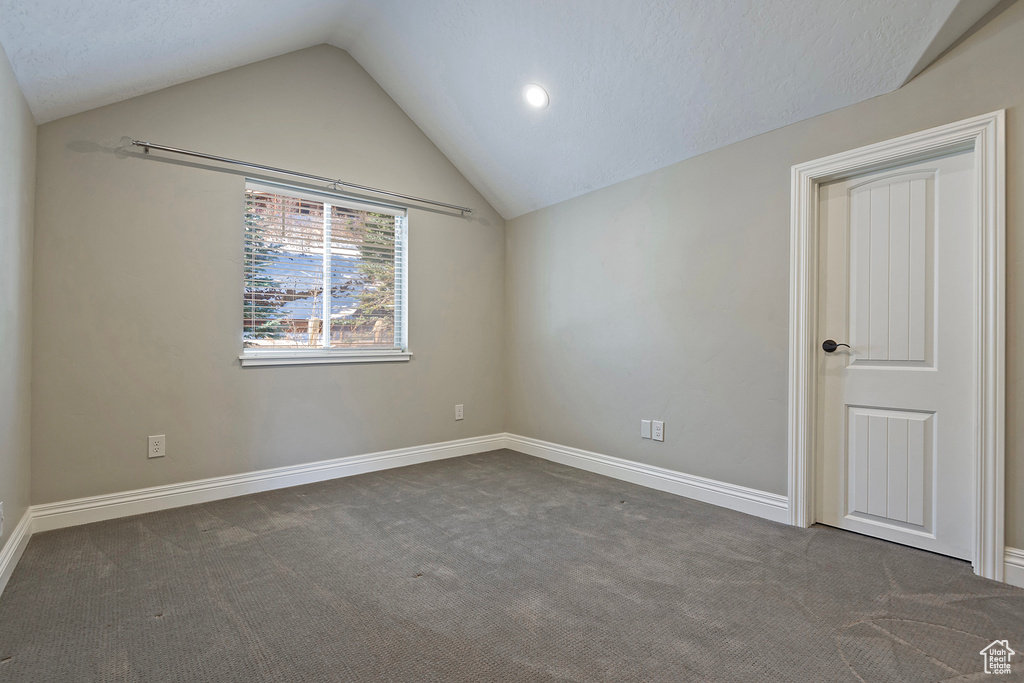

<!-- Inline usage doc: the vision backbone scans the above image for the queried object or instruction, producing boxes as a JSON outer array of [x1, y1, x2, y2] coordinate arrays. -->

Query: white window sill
[[239, 350, 412, 367]]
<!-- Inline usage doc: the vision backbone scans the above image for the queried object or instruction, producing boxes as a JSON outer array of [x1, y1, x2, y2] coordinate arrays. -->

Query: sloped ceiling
[[0, 0, 1002, 218]]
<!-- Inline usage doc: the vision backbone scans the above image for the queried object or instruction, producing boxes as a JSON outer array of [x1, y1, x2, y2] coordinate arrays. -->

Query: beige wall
[[31, 45, 505, 504], [20, 6, 1024, 554], [0, 46, 36, 546], [506, 2, 1024, 547]]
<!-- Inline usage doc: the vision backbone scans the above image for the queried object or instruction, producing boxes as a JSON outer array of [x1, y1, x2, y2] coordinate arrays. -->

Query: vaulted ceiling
[[0, 0, 1002, 218]]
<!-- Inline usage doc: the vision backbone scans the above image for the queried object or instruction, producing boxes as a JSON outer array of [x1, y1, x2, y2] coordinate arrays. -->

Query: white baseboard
[[29, 434, 507, 535], [503, 433, 790, 524], [0, 433, 505, 598], [3, 431, 1020, 598], [503, 434, 1024, 587], [1005, 547, 1024, 589], [0, 511, 33, 598]]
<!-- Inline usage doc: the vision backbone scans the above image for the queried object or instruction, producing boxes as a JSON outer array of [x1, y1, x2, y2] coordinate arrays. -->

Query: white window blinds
[[242, 181, 408, 360]]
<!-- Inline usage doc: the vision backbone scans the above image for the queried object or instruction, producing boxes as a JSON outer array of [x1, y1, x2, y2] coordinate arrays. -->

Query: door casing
[[786, 111, 1005, 580]]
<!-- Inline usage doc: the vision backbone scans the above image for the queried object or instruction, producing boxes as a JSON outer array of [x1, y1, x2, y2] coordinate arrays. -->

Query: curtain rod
[[126, 138, 473, 216]]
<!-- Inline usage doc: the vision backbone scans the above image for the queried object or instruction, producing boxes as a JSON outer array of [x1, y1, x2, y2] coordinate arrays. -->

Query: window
[[241, 181, 409, 366]]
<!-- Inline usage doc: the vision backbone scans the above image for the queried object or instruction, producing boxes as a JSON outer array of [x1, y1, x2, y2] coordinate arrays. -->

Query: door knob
[[822, 339, 850, 353]]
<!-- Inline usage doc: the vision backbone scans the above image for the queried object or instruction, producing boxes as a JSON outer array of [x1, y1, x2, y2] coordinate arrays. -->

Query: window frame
[[239, 179, 411, 367]]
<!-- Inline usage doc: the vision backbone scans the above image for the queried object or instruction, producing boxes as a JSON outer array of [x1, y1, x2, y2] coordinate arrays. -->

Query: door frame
[[786, 110, 1006, 580]]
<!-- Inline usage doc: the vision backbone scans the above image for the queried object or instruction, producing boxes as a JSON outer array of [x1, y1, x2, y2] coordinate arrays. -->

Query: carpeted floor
[[0, 450, 1021, 682]]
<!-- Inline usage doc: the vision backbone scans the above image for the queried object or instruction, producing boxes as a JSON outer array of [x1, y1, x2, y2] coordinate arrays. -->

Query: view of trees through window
[[243, 186, 404, 351]]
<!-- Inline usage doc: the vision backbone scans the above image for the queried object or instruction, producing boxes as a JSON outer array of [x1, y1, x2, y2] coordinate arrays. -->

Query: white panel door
[[816, 149, 975, 560]]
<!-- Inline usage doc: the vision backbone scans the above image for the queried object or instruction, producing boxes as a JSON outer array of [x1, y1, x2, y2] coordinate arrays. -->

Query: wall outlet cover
[[652, 421, 664, 442], [455, 404, 464, 421], [149, 435, 166, 459]]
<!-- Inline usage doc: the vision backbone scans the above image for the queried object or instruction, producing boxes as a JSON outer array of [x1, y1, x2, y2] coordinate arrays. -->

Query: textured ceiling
[[0, 0, 352, 123], [0, 0, 1001, 218]]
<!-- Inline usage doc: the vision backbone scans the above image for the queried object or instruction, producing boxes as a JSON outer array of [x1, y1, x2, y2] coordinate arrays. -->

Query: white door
[[816, 149, 976, 560]]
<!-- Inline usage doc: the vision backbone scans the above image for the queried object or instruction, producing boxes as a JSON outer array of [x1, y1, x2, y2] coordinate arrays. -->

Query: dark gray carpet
[[0, 450, 1021, 682]]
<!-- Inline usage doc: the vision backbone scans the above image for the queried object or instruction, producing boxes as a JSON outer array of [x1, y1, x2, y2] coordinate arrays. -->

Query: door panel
[[849, 171, 933, 365], [817, 150, 975, 560], [846, 406, 932, 528]]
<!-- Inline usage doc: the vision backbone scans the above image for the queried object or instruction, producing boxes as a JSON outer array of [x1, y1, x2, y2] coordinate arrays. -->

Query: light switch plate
[[641, 420, 652, 439]]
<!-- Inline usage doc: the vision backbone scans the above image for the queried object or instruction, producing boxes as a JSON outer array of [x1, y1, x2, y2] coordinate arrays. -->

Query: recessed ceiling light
[[523, 83, 549, 109]]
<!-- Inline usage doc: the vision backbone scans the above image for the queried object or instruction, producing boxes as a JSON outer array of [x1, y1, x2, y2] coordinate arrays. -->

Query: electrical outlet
[[455, 404, 464, 421], [148, 435, 166, 459], [0, 501, 4, 537], [652, 421, 664, 442], [641, 420, 652, 439]]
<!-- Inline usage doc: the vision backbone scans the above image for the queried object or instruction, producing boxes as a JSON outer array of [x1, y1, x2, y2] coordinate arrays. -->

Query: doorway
[[787, 111, 1005, 579]]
